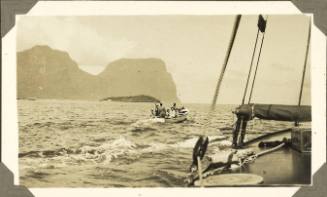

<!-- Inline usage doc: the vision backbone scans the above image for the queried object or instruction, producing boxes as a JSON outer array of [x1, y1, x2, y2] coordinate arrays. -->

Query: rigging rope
[[241, 28, 260, 105], [295, 18, 311, 126], [298, 18, 311, 107], [248, 16, 269, 104]]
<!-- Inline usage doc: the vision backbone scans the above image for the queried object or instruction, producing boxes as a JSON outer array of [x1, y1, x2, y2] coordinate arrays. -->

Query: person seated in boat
[[160, 107, 167, 118], [165, 108, 176, 118], [156, 103, 163, 116], [154, 104, 160, 116], [169, 107, 177, 118], [151, 104, 158, 117], [168, 103, 176, 116], [171, 103, 185, 116], [171, 103, 185, 111], [171, 103, 177, 111], [166, 109, 171, 118]]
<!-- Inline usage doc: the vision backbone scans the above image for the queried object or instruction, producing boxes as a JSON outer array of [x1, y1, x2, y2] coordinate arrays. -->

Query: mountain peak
[[17, 46, 180, 103], [19, 45, 73, 62], [101, 58, 167, 75]]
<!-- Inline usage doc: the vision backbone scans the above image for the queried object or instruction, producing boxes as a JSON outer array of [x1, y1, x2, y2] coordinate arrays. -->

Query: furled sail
[[234, 104, 311, 122]]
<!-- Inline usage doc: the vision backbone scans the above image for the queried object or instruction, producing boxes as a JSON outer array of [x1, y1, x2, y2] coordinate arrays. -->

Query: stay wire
[[248, 15, 269, 104]]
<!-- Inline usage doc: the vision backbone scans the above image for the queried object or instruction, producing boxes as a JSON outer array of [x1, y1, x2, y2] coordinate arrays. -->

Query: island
[[100, 95, 160, 103]]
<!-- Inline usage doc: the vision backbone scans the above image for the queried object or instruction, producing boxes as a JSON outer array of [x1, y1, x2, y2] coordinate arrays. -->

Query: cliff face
[[17, 46, 180, 102], [17, 46, 98, 100], [98, 58, 179, 102]]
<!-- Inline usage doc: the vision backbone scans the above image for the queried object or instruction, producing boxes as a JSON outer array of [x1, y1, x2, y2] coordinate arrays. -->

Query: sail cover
[[234, 104, 311, 122]]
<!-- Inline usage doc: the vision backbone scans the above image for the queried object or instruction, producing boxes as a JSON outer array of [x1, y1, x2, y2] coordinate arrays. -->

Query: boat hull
[[164, 116, 187, 123]]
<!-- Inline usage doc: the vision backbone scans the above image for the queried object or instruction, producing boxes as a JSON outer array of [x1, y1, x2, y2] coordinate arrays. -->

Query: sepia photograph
[[16, 14, 312, 187]]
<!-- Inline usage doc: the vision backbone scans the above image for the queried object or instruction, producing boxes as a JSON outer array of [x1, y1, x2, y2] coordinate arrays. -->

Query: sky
[[17, 15, 311, 104]]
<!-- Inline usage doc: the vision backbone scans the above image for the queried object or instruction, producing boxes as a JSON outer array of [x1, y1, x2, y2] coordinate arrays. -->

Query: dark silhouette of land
[[17, 45, 180, 102]]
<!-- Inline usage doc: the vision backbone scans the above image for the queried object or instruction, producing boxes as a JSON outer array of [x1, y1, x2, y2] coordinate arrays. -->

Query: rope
[[189, 142, 286, 184], [243, 128, 291, 146], [242, 142, 286, 164], [248, 16, 269, 104], [241, 28, 260, 104], [256, 142, 285, 157], [295, 19, 311, 126], [297, 18, 311, 107]]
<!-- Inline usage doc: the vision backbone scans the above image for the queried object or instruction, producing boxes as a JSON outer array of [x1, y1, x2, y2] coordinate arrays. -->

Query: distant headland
[[17, 45, 180, 103], [100, 95, 160, 103]]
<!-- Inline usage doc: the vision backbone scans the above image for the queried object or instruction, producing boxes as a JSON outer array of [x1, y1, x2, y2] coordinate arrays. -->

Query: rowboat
[[150, 108, 189, 123]]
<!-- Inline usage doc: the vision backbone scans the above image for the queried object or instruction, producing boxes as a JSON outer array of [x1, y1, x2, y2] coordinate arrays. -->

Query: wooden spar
[[195, 16, 241, 150], [298, 19, 311, 107], [241, 28, 260, 105], [248, 16, 269, 104], [211, 15, 242, 110]]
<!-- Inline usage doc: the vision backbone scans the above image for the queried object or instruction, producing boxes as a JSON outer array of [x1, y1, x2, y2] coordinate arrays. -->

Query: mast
[[211, 15, 242, 110], [192, 15, 243, 185]]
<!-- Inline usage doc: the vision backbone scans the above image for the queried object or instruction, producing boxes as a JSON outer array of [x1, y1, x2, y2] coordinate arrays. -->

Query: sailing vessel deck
[[241, 148, 311, 185], [223, 130, 311, 186], [242, 130, 311, 185], [194, 130, 311, 186]]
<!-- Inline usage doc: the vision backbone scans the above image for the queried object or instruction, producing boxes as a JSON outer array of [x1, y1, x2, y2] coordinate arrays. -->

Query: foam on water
[[19, 134, 235, 169], [18, 100, 294, 187], [130, 118, 164, 132], [173, 135, 227, 148]]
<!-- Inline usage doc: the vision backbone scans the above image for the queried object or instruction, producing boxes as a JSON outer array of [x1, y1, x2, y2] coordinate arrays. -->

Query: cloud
[[17, 16, 137, 66]]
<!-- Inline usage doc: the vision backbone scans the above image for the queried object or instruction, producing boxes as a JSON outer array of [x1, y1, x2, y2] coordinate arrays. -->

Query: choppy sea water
[[18, 100, 294, 187]]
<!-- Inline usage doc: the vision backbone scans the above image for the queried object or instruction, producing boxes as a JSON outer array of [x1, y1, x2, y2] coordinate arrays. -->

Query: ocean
[[18, 100, 294, 187]]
